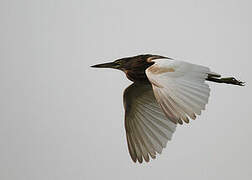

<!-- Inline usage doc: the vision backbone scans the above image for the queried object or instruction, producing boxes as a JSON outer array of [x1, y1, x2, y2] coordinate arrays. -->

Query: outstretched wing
[[123, 83, 176, 163], [146, 58, 213, 124]]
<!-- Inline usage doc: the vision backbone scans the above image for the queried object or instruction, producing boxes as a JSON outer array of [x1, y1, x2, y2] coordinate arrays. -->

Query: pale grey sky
[[1, 0, 251, 180]]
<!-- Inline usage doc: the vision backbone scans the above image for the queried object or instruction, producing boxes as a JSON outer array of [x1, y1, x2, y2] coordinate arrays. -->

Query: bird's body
[[91, 54, 244, 163]]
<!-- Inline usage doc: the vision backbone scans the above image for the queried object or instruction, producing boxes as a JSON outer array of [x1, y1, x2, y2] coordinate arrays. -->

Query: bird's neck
[[122, 57, 154, 83], [124, 69, 150, 83]]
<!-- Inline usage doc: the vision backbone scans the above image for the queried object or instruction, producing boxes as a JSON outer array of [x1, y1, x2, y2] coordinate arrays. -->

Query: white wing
[[146, 58, 213, 124], [123, 83, 176, 163]]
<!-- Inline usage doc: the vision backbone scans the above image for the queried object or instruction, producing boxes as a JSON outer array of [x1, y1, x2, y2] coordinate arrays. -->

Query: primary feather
[[123, 83, 176, 163]]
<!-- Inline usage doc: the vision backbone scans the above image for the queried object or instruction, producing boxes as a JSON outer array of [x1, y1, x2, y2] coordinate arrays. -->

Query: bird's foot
[[220, 77, 245, 86]]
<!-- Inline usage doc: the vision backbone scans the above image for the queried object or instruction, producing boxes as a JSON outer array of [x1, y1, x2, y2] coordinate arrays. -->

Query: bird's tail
[[206, 73, 245, 86]]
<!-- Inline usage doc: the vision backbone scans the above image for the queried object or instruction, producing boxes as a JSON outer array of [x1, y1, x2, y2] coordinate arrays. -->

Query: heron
[[91, 54, 244, 163]]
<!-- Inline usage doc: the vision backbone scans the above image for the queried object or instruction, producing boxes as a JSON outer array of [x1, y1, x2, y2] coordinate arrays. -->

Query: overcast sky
[[1, 0, 251, 180]]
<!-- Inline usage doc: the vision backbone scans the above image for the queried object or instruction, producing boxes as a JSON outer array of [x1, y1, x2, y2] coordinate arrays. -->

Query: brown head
[[91, 54, 171, 82]]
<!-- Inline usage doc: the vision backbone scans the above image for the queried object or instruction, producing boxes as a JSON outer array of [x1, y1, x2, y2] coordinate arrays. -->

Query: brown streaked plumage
[[91, 54, 244, 163]]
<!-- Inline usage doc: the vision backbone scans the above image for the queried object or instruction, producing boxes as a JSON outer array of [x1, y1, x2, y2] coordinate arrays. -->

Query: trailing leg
[[206, 75, 245, 86]]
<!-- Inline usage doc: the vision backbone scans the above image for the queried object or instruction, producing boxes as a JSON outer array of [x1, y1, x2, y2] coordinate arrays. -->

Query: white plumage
[[146, 59, 213, 124], [124, 58, 217, 163], [124, 83, 176, 163]]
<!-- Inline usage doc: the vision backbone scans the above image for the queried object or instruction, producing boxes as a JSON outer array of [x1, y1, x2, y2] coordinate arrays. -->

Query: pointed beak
[[91, 62, 119, 69]]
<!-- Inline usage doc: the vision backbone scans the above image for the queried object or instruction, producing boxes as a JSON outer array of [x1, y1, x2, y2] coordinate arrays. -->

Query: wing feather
[[146, 59, 212, 124], [123, 83, 176, 163]]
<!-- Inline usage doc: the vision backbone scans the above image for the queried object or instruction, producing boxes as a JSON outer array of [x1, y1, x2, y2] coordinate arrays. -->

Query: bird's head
[[91, 54, 169, 72]]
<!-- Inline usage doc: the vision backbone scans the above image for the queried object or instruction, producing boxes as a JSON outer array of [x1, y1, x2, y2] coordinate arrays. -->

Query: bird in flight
[[91, 54, 244, 163]]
